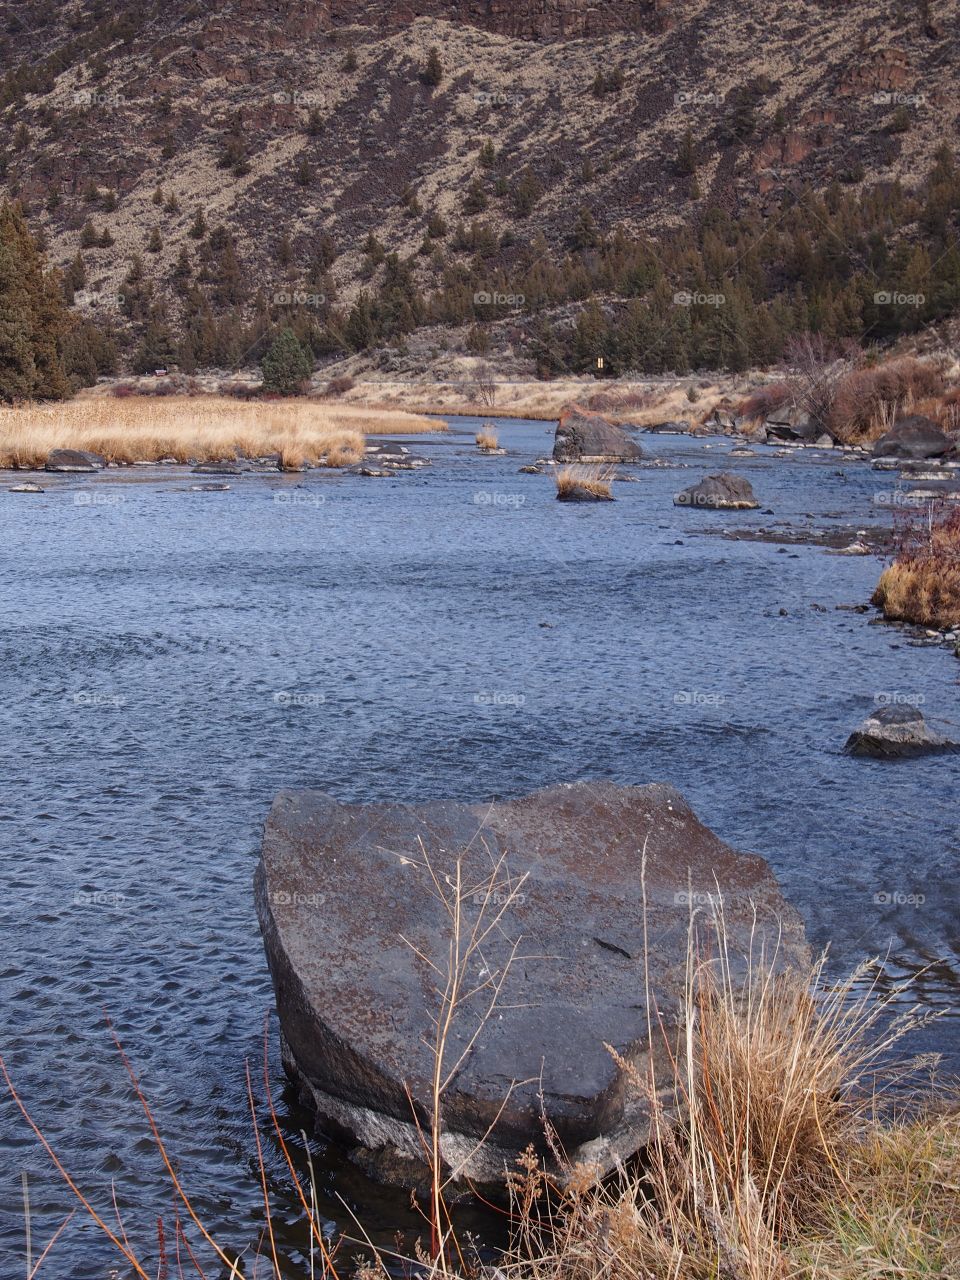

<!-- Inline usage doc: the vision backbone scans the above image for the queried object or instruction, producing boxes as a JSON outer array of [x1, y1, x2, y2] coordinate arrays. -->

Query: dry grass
[[736, 381, 795, 423], [476, 425, 500, 451], [2, 878, 957, 1280], [874, 507, 960, 630], [0, 396, 445, 469], [555, 465, 614, 500]]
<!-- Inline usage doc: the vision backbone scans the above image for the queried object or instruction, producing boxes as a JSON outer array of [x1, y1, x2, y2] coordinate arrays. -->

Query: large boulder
[[845, 705, 958, 758], [763, 408, 820, 443], [675, 472, 759, 509], [44, 448, 105, 472], [256, 782, 806, 1188], [553, 406, 643, 463], [872, 416, 954, 461]]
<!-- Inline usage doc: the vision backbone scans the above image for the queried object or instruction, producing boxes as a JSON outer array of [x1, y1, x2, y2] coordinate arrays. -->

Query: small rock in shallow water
[[675, 472, 759, 510], [845, 706, 958, 758], [10, 482, 44, 493], [190, 482, 231, 492]]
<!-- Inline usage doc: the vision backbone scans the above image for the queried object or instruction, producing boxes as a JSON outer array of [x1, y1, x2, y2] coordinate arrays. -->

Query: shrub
[[736, 380, 794, 421], [421, 46, 443, 87], [874, 506, 960, 629], [326, 375, 354, 396], [828, 358, 944, 442]]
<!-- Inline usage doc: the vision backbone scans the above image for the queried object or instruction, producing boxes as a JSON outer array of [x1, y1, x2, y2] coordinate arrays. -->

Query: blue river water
[[0, 415, 957, 1277]]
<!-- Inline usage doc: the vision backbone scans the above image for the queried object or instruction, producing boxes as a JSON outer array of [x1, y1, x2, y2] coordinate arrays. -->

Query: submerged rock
[[845, 705, 958, 758], [190, 482, 231, 492], [873, 417, 954, 461], [256, 782, 806, 1188], [675, 472, 759, 509], [44, 448, 105, 473], [553, 406, 643, 463], [10, 481, 44, 493]]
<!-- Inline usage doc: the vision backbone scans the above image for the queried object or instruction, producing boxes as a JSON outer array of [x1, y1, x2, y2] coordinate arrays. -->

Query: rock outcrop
[[553, 407, 643, 463], [256, 782, 806, 1188], [675, 472, 759, 509], [872, 417, 955, 461], [845, 705, 958, 758], [44, 449, 105, 473]]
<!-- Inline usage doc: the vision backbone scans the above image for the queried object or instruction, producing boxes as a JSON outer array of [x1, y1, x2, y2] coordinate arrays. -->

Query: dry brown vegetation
[[874, 507, 960, 630], [555, 465, 614, 500], [2, 881, 957, 1280], [0, 396, 445, 469], [826, 358, 946, 444], [475, 425, 500, 451]]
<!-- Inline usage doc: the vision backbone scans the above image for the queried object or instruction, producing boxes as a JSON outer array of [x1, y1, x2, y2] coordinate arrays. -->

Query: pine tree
[[261, 327, 312, 393], [0, 201, 71, 401], [422, 47, 443, 88]]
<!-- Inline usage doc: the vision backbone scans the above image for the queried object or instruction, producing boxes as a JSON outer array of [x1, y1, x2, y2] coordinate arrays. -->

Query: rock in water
[[675, 472, 759, 509], [845, 706, 958, 758], [9, 482, 44, 493], [191, 460, 250, 475], [44, 448, 105, 472], [872, 416, 954, 461], [553, 406, 643, 463], [256, 782, 806, 1187]]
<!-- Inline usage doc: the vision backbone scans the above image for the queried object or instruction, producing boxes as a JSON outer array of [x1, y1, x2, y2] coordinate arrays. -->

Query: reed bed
[[0, 396, 445, 469]]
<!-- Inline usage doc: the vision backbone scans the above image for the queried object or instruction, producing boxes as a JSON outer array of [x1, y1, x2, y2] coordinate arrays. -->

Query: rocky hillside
[[1, 0, 957, 373]]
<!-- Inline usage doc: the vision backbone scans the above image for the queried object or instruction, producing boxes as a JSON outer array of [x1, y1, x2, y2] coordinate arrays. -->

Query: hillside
[[1, 0, 958, 379]]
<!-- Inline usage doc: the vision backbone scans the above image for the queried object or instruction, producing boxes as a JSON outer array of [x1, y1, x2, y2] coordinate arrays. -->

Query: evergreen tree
[[422, 47, 443, 88], [261, 327, 312, 393], [0, 201, 71, 402]]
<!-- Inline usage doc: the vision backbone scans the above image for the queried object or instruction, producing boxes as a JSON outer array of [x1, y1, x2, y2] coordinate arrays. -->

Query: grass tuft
[[555, 465, 614, 500], [874, 507, 960, 630], [475, 425, 500, 451]]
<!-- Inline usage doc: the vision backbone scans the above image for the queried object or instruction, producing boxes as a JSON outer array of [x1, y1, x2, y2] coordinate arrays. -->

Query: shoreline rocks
[[872, 416, 955, 461], [256, 782, 807, 1189], [675, 472, 759, 510]]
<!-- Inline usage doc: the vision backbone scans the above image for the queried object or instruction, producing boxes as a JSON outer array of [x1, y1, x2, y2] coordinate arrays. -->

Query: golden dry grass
[[475, 426, 500, 451], [0, 396, 446, 469], [555, 465, 614, 499], [874, 509, 960, 630]]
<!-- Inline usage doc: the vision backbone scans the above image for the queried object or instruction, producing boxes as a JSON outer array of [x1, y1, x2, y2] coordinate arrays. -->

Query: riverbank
[[0, 396, 446, 470]]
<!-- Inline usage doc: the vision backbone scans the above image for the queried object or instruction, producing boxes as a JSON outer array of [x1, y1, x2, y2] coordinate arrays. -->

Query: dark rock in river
[[675, 472, 759, 509], [553, 406, 643, 463], [192, 460, 249, 475], [845, 705, 958, 758], [255, 782, 806, 1187], [763, 409, 820, 443], [873, 416, 954, 461], [44, 448, 105, 472]]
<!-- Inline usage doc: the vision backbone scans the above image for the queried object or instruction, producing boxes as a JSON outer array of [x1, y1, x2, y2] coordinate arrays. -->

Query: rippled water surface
[[1, 416, 958, 1277]]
